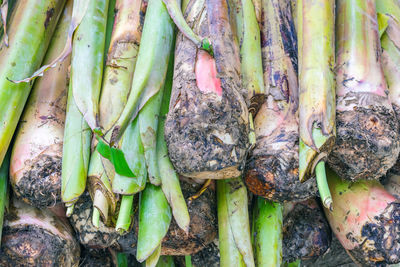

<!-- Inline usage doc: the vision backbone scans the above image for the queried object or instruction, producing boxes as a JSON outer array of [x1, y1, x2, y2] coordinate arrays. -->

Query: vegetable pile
[[1, 0, 400, 266]]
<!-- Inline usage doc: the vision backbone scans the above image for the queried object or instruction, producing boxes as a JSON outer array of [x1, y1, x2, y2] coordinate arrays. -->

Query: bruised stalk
[[252, 198, 283, 267], [0, 0, 65, 167], [10, 1, 72, 208], [324, 167, 400, 265], [164, 0, 249, 180], [327, 0, 400, 181], [62, 0, 110, 214], [245, 0, 317, 202], [89, 0, 145, 228], [298, 0, 335, 209]]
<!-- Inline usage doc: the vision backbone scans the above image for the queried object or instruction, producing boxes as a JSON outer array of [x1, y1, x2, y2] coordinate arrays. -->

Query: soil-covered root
[[118, 179, 217, 255], [0, 198, 80, 266], [175, 239, 219, 267], [328, 103, 400, 181], [245, 140, 317, 202], [325, 169, 400, 266], [282, 199, 331, 263], [164, 0, 249, 180], [68, 192, 120, 249], [11, 150, 62, 208]]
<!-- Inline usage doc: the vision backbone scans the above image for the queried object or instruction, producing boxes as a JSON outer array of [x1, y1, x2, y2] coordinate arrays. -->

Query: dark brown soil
[[283, 199, 332, 263], [346, 202, 400, 266], [12, 154, 62, 208], [118, 179, 217, 256], [68, 192, 121, 249], [328, 96, 400, 181], [0, 199, 80, 266]]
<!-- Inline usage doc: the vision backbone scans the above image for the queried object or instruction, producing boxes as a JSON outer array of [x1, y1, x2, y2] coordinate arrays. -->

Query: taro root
[[327, 0, 400, 181], [324, 168, 400, 266], [118, 179, 217, 256], [9, 0, 71, 208], [244, 0, 317, 202], [68, 192, 121, 249], [0, 198, 80, 266], [282, 198, 331, 263], [164, 0, 250, 180]]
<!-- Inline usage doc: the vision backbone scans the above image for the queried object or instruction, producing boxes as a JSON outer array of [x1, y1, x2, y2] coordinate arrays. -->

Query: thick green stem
[[252, 197, 282, 267], [90, 0, 146, 224], [115, 194, 134, 233], [110, 0, 175, 145], [217, 179, 246, 267], [62, 82, 92, 209], [70, 0, 109, 131], [225, 178, 255, 267], [139, 90, 163, 185], [0, 0, 65, 167], [156, 46, 190, 233], [112, 117, 147, 195], [146, 244, 161, 267], [315, 161, 332, 211], [298, 0, 336, 182], [137, 183, 172, 262], [117, 252, 128, 267]]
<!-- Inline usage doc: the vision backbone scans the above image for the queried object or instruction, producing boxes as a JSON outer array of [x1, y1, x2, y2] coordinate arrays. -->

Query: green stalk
[[377, 0, 400, 113], [285, 260, 301, 267], [184, 256, 192, 267], [229, 0, 263, 146], [252, 198, 282, 267], [0, 150, 10, 246], [157, 46, 190, 233], [298, 0, 335, 209], [136, 183, 172, 262], [146, 244, 161, 267], [112, 117, 147, 195], [109, 0, 175, 145], [230, 0, 264, 98], [139, 90, 163, 185], [117, 252, 128, 267], [157, 256, 176, 267], [62, 82, 92, 213], [63, 0, 110, 213], [104, 0, 117, 61], [115, 194, 134, 233], [217, 179, 246, 267], [90, 0, 145, 226], [225, 178, 255, 267], [0, 0, 65, 167], [70, 0, 109, 131]]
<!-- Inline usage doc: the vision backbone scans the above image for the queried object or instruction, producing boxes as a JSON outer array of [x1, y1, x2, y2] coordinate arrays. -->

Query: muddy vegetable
[[10, 1, 72, 208], [282, 199, 331, 263], [164, 0, 250, 180], [245, 0, 317, 203], [327, 0, 400, 181], [0, 198, 80, 266], [324, 167, 400, 266]]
